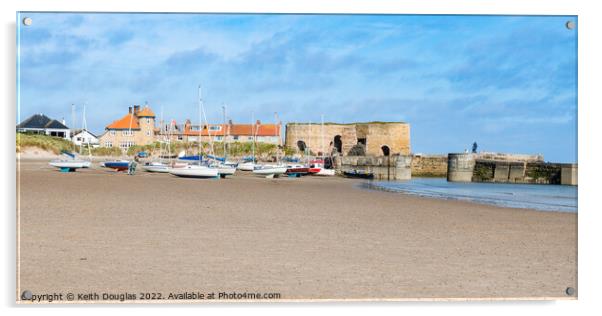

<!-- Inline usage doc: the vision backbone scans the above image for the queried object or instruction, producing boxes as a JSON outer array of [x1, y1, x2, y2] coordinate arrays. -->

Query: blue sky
[[17, 13, 577, 162]]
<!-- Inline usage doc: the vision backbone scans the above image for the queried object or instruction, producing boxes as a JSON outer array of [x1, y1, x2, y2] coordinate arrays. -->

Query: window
[[76, 137, 81, 141], [215, 136, 222, 141], [178, 135, 183, 140], [120, 141, 135, 149], [106, 141, 112, 148], [247, 136, 253, 140], [122, 130, 133, 136], [146, 130, 151, 136], [233, 136, 239, 140], [146, 118, 150, 124], [209, 125, 221, 131], [110, 130, 115, 136]]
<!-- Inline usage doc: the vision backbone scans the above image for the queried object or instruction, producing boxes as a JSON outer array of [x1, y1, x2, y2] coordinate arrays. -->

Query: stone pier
[[447, 152, 577, 185]]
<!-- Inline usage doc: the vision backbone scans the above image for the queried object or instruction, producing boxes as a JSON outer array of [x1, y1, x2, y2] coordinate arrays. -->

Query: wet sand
[[17, 160, 577, 301]]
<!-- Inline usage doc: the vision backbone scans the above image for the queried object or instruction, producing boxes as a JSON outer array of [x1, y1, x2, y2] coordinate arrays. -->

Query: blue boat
[[178, 155, 202, 161], [103, 160, 130, 171], [343, 169, 374, 179], [206, 154, 226, 162]]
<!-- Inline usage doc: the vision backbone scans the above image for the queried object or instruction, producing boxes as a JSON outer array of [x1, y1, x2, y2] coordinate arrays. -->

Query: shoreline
[[362, 180, 577, 214], [17, 160, 577, 300]]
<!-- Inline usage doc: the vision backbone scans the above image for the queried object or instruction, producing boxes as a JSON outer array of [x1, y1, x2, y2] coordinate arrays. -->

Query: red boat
[[285, 164, 311, 175], [308, 159, 324, 173]]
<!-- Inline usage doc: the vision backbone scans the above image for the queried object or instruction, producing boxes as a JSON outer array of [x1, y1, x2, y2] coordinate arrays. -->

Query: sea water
[[367, 178, 577, 213]]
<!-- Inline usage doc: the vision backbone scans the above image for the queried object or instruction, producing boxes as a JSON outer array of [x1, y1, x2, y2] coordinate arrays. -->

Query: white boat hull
[[315, 168, 336, 176], [217, 165, 236, 177], [253, 166, 288, 177], [237, 162, 255, 171], [168, 165, 219, 178], [143, 163, 170, 173], [49, 160, 89, 169]]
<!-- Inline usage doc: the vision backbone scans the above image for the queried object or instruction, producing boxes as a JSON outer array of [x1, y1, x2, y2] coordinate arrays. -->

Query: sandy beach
[[17, 159, 577, 301]]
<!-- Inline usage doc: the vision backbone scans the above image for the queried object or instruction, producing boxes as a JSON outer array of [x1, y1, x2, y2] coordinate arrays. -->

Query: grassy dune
[[16, 133, 297, 159], [16, 133, 123, 156], [16, 133, 74, 154]]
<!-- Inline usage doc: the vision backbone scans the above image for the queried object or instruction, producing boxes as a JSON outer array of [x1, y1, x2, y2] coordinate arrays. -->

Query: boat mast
[[127, 102, 134, 156], [274, 112, 280, 164], [307, 120, 311, 165], [251, 111, 255, 164], [321, 114, 324, 157], [222, 104, 227, 159], [72, 104, 78, 155], [71, 103, 76, 148], [157, 106, 162, 162], [83, 103, 91, 160], [167, 119, 173, 164], [197, 85, 203, 165], [200, 91, 215, 159]]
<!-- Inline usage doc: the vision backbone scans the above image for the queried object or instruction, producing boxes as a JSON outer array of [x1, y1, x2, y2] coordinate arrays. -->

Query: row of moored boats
[[50, 153, 336, 179]]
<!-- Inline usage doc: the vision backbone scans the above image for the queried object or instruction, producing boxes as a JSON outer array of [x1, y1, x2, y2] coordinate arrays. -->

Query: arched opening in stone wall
[[333, 135, 342, 154], [297, 140, 307, 152], [381, 145, 390, 156]]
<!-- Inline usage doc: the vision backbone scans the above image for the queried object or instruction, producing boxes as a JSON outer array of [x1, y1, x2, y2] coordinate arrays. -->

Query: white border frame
[[3, 0, 600, 315]]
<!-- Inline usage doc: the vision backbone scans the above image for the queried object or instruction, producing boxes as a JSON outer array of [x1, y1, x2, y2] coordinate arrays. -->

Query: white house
[[16, 114, 71, 139], [71, 129, 100, 147]]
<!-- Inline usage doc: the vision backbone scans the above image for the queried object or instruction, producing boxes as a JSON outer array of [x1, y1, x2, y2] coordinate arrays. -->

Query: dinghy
[[309, 159, 335, 176], [169, 164, 218, 178], [49, 159, 89, 171], [143, 107, 173, 173], [285, 164, 310, 177], [103, 160, 130, 171], [204, 160, 236, 177], [169, 85, 220, 179], [48, 151, 91, 171], [142, 161, 169, 173], [343, 169, 374, 179], [237, 161, 256, 171], [253, 164, 288, 178], [216, 164, 236, 178]]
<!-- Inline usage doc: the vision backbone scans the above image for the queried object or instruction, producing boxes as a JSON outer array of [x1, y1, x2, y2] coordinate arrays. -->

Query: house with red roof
[[98, 105, 156, 150], [157, 119, 281, 145]]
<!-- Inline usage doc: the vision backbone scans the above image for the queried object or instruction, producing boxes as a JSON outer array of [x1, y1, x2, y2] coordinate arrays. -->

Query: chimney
[[256, 120, 261, 125], [228, 119, 233, 125], [134, 105, 140, 113], [128, 106, 132, 113], [61, 117, 66, 125]]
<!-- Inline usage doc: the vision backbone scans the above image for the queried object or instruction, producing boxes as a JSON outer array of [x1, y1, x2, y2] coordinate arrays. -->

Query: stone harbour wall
[[447, 153, 577, 186], [411, 154, 448, 177], [335, 155, 412, 181]]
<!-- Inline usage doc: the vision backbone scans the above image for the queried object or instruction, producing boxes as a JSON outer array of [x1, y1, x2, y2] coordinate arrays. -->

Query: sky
[[17, 13, 577, 162]]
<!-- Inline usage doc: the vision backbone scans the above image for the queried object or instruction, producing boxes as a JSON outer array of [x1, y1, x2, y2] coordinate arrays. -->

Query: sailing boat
[[49, 103, 92, 171], [202, 103, 236, 178], [252, 112, 287, 178], [49, 151, 90, 171], [237, 111, 257, 171], [80, 104, 93, 168], [169, 85, 219, 178], [143, 106, 170, 173], [103, 104, 135, 172], [309, 114, 335, 176]]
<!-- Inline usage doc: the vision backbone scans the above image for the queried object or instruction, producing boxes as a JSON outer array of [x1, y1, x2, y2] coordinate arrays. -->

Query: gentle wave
[[364, 178, 577, 213]]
